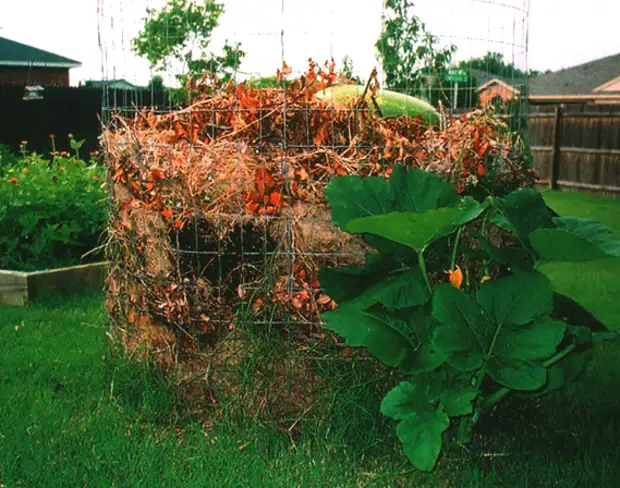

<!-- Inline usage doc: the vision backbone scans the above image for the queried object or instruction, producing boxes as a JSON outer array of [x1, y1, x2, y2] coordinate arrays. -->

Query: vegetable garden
[[102, 61, 620, 472]]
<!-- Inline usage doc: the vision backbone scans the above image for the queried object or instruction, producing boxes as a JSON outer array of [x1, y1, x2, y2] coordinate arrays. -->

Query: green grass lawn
[[1, 190, 620, 487]]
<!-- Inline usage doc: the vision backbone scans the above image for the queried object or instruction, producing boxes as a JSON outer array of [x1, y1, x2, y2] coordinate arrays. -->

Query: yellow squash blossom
[[444, 266, 463, 289]]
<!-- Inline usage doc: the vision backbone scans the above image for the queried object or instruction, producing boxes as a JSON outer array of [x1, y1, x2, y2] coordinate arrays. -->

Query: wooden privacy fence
[[528, 104, 620, 195]]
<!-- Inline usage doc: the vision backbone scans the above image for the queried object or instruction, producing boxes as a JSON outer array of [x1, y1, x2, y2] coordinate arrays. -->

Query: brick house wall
[[479, 82, 519, 108], [0, 66, 70, 86]]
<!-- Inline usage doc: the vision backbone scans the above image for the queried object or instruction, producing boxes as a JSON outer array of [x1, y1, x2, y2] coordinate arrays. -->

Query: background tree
[[459, 51, 539, 79], [339, 55, 362, 84], [376, 0, 455, 100], [132, 0, 245, 84]]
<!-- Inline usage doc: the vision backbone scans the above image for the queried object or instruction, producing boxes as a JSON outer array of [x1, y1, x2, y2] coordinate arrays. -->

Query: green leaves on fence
[[530, 217, 620, 261]]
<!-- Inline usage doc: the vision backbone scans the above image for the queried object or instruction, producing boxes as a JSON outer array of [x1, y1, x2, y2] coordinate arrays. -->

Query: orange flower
[[8, 177, 19, 184], [22, 168, 30, 174], [49, 134, 55, 139], [444, 265, 463, 289], [481, 276, 491, 284]]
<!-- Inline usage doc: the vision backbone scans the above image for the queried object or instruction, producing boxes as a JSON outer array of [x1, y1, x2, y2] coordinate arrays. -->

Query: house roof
[[529, 52, 620, 96], [469, 69, 526, 90], [85, 79, 141, 89], [0, 36, 81, 68]]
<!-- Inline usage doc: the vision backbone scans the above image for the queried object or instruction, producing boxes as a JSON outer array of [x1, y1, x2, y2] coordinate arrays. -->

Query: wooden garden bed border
[[0, 262, 108, 307]]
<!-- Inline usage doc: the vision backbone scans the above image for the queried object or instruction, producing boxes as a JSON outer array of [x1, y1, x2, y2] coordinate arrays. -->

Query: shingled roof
[[0, 36, 81, 68], [529, 53, 620, 96]]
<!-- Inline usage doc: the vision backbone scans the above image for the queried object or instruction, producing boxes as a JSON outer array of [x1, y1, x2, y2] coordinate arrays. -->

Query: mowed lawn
[[1, 191, 620, 487]]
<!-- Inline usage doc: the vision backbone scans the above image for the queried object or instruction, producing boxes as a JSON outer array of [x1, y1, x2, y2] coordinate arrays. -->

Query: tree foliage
[[460, 51, 539, 80], [132, 0, 245, 83], [376, 0, 455, 99]]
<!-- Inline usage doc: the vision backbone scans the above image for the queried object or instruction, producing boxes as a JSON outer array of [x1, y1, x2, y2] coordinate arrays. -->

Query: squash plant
[[320, 164, 619, 472]]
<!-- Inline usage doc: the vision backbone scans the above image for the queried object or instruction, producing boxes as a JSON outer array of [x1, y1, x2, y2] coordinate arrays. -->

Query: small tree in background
[[460, 51, 539, 79], [376, 0, 455, 100], [132, 0, 245, 85]]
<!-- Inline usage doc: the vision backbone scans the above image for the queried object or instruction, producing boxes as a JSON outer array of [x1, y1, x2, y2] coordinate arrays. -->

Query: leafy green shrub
[[0, 152, 107, 271], [321, 165, 618, 471]]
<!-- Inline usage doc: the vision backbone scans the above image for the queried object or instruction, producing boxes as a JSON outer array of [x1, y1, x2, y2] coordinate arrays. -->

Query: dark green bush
[[0, 151, 107, 271]]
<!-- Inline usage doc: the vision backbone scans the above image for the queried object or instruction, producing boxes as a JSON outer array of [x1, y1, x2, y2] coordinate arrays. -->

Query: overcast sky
[[1, 0, 618, 86]]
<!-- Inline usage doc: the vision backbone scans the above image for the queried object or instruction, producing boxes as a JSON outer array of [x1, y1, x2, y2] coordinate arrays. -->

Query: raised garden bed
[[0, 262, 107, 306]]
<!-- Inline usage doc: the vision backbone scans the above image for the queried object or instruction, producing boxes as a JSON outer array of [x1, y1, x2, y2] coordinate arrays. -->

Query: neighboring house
[[529, 53, 620, 104], [84, 79, 141, 90], [0, 36, 81, 87], [471, 69, 526, 108]]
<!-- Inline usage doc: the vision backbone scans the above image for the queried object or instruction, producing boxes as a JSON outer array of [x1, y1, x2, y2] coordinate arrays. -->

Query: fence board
[[528, 103, 620, 196]]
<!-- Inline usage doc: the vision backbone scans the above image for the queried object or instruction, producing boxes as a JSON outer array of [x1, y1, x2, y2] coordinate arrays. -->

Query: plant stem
[[456, 368, 485, 446], [542, 343, 577, 368], [481, 344, 578, 410], [418, 249, 432, 294], [450, 227, 462, 270]]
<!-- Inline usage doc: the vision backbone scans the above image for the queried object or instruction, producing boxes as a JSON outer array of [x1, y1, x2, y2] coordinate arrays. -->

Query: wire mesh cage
[[98, 0, 532, 421]]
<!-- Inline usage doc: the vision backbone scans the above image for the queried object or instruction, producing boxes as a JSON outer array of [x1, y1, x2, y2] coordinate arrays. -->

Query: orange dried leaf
[[269, 191, 282, 208], [161, 208, 173, 218]]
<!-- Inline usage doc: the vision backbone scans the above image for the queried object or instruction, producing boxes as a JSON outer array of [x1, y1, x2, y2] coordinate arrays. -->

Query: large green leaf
[[324, 175, 393, 229], [493, 321, 566, 361], [389, 165, 459, 212], [432, 273, 564, 390], [380, 378, 452, 472], [369, 304, 444, 373], [371, 267, 431, 310], [323, 300, 412, 368], [486, 357, 547, 390], [476, 234, 533, 271], [477, 272, 553, 327], [396, 409, 450, 472], [439, 388, 478, 417], [319, 253, 405, 304], [431, 285, 486, 371], [495, 188, 554, 243], [381, 379, 434, 420], [347, 198, 484, 252], [530, 217, 620, 262]]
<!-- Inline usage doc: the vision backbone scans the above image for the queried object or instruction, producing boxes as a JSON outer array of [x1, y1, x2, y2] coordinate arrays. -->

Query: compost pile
[[104, 61, 535, 413]]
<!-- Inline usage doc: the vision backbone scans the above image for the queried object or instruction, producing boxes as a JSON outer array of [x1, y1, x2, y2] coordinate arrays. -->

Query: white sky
[[0, 0, 618, 86]]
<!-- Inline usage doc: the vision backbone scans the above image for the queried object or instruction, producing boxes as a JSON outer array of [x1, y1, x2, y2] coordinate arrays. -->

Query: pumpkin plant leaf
[[381, 378, 450, 472], [477, 272, 553, 327], [323, 300, 412, 368], [368, 304, 444, 373], [396, 409, 450, 472], [324, 175, 393, 229], [432, 273, 563, 391], [486, 357, 547, 391], [494, 188, 553, 243], [530, 217, 620, 262], [347, 198, 484, 252], [389, 165, 459, 212], [439, 387, 478, 417]]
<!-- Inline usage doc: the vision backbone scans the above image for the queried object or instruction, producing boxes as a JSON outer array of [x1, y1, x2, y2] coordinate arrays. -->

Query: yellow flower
[[481, 276, 491, 283], [444, 266, 463, 289]]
